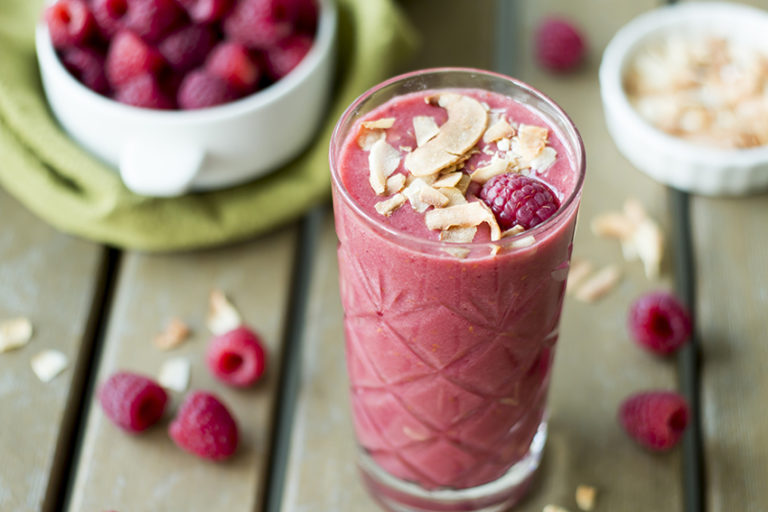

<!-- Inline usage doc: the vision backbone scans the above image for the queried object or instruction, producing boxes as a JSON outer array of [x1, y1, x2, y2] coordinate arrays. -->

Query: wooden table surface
[[1, 1, 766, 511]]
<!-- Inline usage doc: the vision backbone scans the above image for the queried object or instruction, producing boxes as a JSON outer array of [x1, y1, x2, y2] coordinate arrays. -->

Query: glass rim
[[329, 67, 587, 252]]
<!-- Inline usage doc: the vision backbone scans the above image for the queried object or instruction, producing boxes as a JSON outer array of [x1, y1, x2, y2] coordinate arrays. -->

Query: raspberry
[[206, 326, 267, 387], [124, 0, 184, 43], [535, 17, 586, 72], [177, 0, 233, 23], [628, 291, 692, 355], [223, 0, 294, 49], [98, 371, 168, 433], [479, 173, 560, 231], [106, 30, 165, 89], [283, 0, 318, 34], [159, 24, 216, 73], [115, 74, 174, 109], [44, 0, 96, 49], [263, 35, 312, 81], [178, 70, 238, 109], [206, 42, 260, 93], [619, 391, 689, 451], [60, 46, 110, 95], [92, 0, 129, 39], [169, 391, 238, 460]]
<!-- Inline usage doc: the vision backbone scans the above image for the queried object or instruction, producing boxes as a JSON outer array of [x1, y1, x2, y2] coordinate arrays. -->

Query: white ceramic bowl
[[600, 2, 768, 196], [36, 0, 337, 197]]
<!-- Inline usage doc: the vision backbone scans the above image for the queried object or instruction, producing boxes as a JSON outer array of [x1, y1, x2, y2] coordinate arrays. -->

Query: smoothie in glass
[[330, 68, 585, 512]]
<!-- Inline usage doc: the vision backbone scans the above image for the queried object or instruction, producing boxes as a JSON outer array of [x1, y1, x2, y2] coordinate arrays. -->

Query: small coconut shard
[[483, 118, 515, 143], [368, 139, 401, 195], [413, 116, 440, 147], [374, 193, 406, 216], [31, 350, 68, 383], [425, 202, 501, 241], [0, 317, 33, 353], [207, 290, 242, 335], [405, 94, 488, 177], [154, 317, 190, 351], [159, 357, 191, 392], [362, 117, 395, 130]]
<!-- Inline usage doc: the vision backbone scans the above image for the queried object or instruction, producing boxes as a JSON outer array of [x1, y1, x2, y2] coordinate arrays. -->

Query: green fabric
[[0, 0, 417, 251]]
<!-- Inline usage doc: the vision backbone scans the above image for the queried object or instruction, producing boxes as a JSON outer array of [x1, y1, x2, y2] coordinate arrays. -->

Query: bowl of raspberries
[[36, 0, 337, 196]]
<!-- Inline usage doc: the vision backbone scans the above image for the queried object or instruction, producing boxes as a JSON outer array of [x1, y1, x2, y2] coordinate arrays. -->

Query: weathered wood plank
[[0, 189, 105, 512], [66, 228, 297, 512]]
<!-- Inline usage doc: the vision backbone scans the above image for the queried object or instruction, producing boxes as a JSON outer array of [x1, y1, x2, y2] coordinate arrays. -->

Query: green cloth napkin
[[0, 0, 417, 251]]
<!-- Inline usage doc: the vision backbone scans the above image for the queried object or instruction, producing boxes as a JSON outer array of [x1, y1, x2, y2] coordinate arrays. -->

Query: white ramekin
[[600, 2, 768, 196], [36, 0, 337, 197]]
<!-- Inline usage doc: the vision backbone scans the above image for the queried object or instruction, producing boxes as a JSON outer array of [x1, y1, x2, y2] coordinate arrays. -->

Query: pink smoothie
[[332, 88, 581, 491]]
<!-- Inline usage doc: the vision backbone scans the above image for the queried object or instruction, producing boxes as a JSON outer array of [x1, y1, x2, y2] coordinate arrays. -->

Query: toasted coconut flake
[[158, 357, 191, 392], [403, 178, 433, 213], [440, 187, 468, 206], [575, 266, 622, 303], [374, 193, 406, 216], [442, 246, 471, 258], [31, 350, 67, 382], [633, 219, 664, 280], [419, 185, 450, 207], [154, 317, 190, 350], [0, 317, 33, 353], [483, 118, 515, 143], [425, 202, 496, 236], [368, 139, 401, 195], [566, 259, 594, 295], [385, 173, 407, 195], [624, 197, 647, 224], [440, 226, 477, 243], [530, 146, 557, 173], [405, 94, 488, 176], [456, 174, 471, 194], [362, 117, 395, 130], [510, 235, 535, 248], [357, 128, 386, 150], [501, 225, 525, 238], [470, 157, 510, 184], [575, 485, 597, 511], [413, 116, 440, 147], [543, 506, 570, 512], [591, 213, 636, 239], [497, 137, 512, 152], [207, 290, 242, 335], [433, 172, 463, 188], [516, 124, 549, 161]]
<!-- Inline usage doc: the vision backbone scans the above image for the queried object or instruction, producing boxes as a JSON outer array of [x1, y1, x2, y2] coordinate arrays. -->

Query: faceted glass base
[[359, 421, 548, 512]]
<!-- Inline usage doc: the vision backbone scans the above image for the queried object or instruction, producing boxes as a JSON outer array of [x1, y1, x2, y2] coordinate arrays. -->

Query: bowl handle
[[119, 139, 205, 197]]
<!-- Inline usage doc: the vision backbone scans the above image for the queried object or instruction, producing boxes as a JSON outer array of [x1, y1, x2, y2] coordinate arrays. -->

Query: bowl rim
[[35, 0, 338, 124], [599, 1, 768, 165]]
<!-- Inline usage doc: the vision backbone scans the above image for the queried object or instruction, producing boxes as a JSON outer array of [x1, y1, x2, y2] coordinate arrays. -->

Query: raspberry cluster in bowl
[[44, 0, 318, 110]]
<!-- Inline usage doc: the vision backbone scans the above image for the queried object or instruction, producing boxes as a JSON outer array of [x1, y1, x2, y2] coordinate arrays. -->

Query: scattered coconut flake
[[413, 116, 441, 147], [154, 317, 190, 351], [357, 128, 386, 150], [497, 137, 512, 152], [509, 235, 535, 248], [440, 226, 477, 243], [426, 202, 501, 240], [575, 265, 622, 303], [516, 124, 549, 162], [405, 94, 488, 176], [374, 193, 406, 216], [470, 157, 510, 184], [529, 146, 557, 173], [158, 357, 191, 392], [440, 187, 468, 206], [418, 185, 450, 207], [433, 172, 463, 188], [501, 225, 525, 238], [632, 218, 664, 280], [385, 173, 407, 195], [591, 212, 636, 239], [399, 145, 413, 153], [362, 117, 395, 130], [207, 290, 242, 335], [30, 350, 67, 382], [403, 178, 434, 213], [368, 139, 401, 195], [575, 485, 597, 511], [456, 174, 471, 194], [624, 197, 647, 224], [543, 506, 570, 512], [565, 259, 594, 295], [0, 317, 33, 353], [483, 118, 515, 143]]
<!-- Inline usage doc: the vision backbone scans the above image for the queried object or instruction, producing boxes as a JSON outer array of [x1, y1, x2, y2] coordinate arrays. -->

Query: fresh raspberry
[[263, 35, 312, 81], [177, 70, 238, 109], [628, 291, 692, 355], [535, 17, 586, 72], [282, 0, 318, 34], [177, 0, 233, 23], [60, 46, 110, 95], [124, 0, 184, 43], [98, 371, 168, 433], [159, 24, 216, 73], [115, 73, 174, 109], [206, 326, 267, 387], [479, 173, 560, 231], [92, 0, 129, 39], [619, 391, 689, 451], [206, 42, 260, 93], [44, 0, 96, 49], [223, 0, 294, 49], [169, 391, 238, 460], [106, 30, 165, 89]]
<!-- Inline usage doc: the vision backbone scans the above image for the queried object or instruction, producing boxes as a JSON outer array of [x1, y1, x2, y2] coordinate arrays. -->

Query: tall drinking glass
[[329, 68, 586, 512]]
